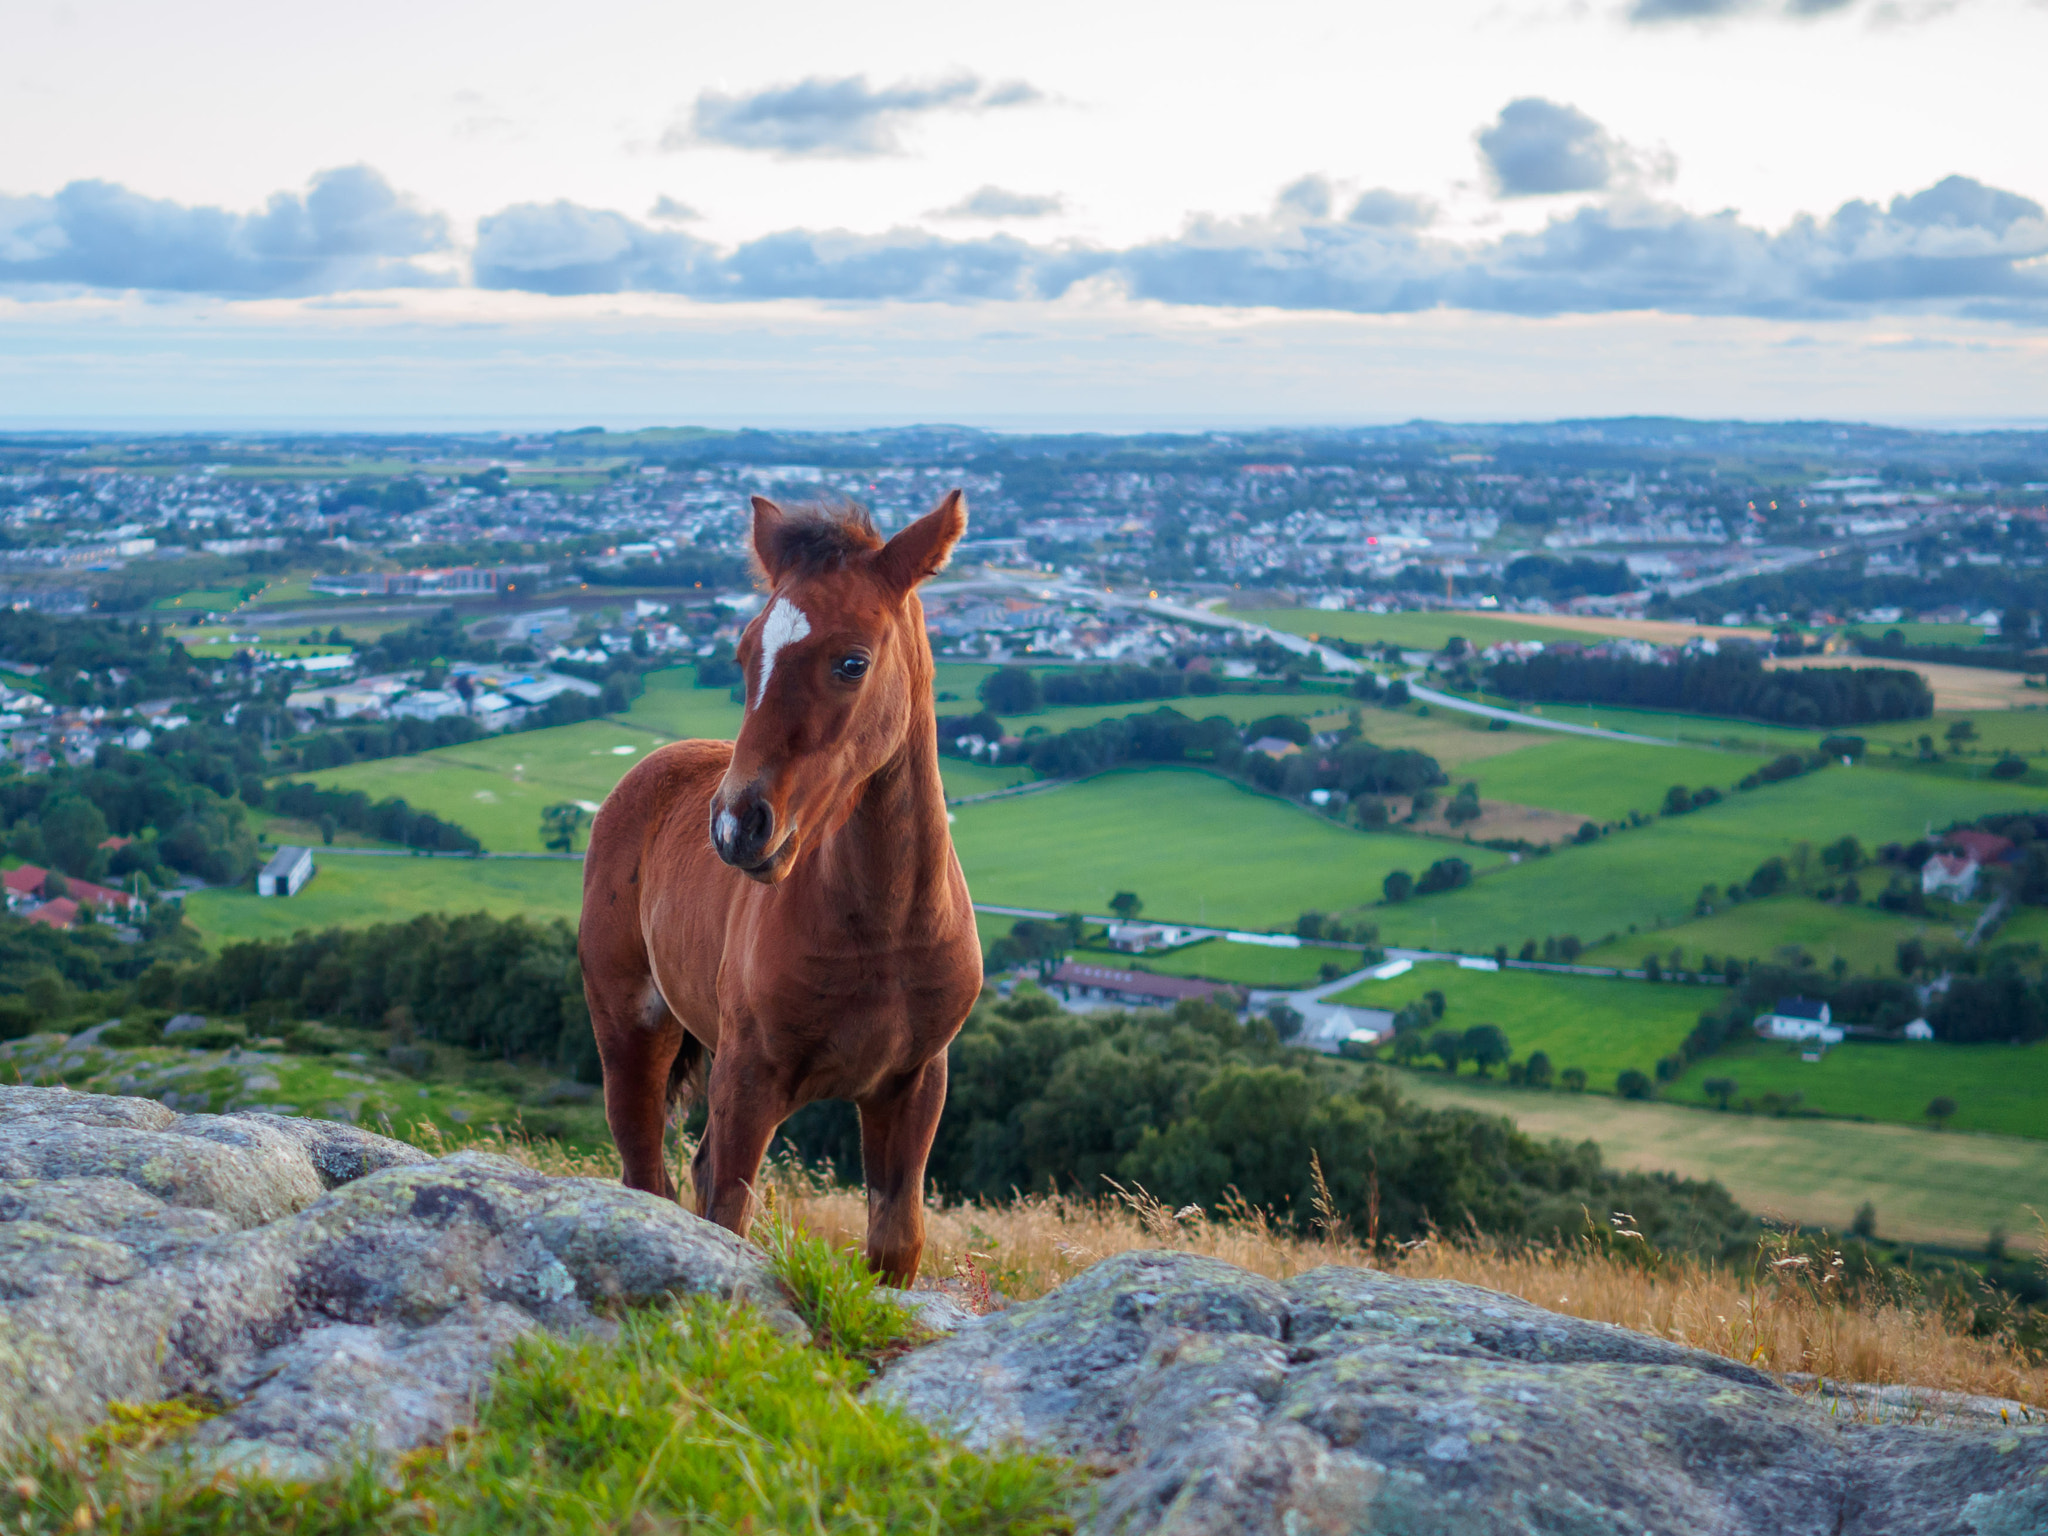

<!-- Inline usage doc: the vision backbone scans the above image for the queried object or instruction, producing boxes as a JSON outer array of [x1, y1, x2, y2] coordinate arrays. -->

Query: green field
[[1582, 897, 1958, 977], [1332, 962, 1705, 1087], [620, 668, 745, 740], [951, 766, 1493, 932], [1396, 1073, 2048, 1251], [1458, 735, 1765, 821], [1235, 608, 1608, 650], [1663, 1036, 2048, 1141], [307, 720, 670, 851], [183, 855, 584, 943], [1462, 695, 1827, 752], [1104, 937, 1363, 988], [1860, 709, 2048, 758], [152, 588, 254, 613], [1367, 762, 2048, 952]]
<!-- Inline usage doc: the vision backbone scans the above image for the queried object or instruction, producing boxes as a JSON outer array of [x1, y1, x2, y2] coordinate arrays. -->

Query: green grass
[[1860, 709, 2048, 758], [1396, 1073, 2048, 1251], [1583, 897, 1960, 977], [1367, 762, 2048, 953], [1663, 1036, 2048, 1141], [941, 759, 1039, 798], [619, 665, 745, 740], [182, 857, 584, 943], [1457, 736, 1767, 821], [1107, 937, 1365, 988], [2, 1291, 1075, 1536], [1458, 694, 1828, 752], [1234, 607, 1609, 650], [182, 641, 350, 660], [951, 766, 1500, 932], [151, 588, 253, 613], [1331, 962, 1708, 1088]]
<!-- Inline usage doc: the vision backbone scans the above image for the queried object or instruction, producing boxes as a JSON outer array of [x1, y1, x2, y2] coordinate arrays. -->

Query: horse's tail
[[666, 1029, 709, 1115]]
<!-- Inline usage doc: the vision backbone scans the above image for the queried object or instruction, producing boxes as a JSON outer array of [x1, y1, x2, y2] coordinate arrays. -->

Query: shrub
[[1616, 1069, 1654, 1100]]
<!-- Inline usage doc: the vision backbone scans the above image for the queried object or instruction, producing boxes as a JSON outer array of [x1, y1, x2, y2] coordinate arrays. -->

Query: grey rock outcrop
[[0, 1086, 803, 1477], [876, 1249, 2048, 1536]]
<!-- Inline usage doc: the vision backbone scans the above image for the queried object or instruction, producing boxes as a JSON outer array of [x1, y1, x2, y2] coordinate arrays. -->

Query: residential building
[[1922, 853, 1978, 899], [1754, 996, 1843, 1044]]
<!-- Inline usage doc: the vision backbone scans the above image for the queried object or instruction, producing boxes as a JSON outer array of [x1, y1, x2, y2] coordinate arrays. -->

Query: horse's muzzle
[[710, 791, 789, 880]]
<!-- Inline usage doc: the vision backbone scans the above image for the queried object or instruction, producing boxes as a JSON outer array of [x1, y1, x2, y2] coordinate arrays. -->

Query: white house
[[1755, 996, 1843, 1044], [1904, 1018, 1935, 1041], [257, 846, 314, 897], [1104, 922, 1193, 953], [1922, 853, 1979, 899]]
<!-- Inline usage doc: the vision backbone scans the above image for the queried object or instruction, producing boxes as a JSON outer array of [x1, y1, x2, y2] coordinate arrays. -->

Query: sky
[[3, 0, 2046, 429]]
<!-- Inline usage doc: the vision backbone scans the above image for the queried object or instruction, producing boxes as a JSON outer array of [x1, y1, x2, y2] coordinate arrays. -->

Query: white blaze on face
[[753, 597, 811, 709]]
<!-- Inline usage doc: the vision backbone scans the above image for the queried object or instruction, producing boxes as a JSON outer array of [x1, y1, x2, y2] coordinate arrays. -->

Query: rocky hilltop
[[5, 1083, 2048, 1533], [0, 1083, 799, 1478]]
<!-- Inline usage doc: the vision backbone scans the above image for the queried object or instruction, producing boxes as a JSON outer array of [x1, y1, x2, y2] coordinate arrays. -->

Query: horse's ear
[[750, 495, 790, 582], [876, 489, 966, 594]]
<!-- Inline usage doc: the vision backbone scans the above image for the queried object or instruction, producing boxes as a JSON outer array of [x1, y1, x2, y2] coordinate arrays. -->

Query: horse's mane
[[757, 500, 885, 579]]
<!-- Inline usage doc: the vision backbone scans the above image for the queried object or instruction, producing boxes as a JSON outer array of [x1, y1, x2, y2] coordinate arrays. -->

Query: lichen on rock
[[0, 1085, 805, 1476], [875, 1248, 2048, 1535]]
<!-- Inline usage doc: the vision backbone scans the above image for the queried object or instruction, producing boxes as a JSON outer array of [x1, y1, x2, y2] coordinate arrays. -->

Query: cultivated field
[[1396, 1073, 2048, 1252], [183, 855, 584, 944], [1580, 896, 1951, 977], [1113, 937, 1363, 988], [1234, 607, 1609, 651], [949, 766, 1497, 932], [1452, 734, 1765, 821], [1331, 962, 1706, 1086], [1666, 1036, 2048, 1141]]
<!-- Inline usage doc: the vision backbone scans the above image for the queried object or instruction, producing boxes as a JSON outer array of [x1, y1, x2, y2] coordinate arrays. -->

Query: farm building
[[1921, 853, 1978, 899], [1104, 922, 1195, 952], [1048, 961, 1243, 1012], [1755, 996, 1844, 1044], [258, 846, 315, 897]]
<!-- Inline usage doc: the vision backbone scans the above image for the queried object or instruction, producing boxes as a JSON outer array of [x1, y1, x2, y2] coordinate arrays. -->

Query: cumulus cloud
[[1346, 189, 1438, 229], [931, 186, 1066, 220], [464, 173, 2047, 322], [1477, 98, 1620, 196], [0, 166, 449, 295], [664, 73, 1042, 157]]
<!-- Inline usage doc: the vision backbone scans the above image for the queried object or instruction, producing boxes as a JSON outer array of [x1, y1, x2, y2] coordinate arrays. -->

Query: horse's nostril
[[741, 802, 773, 846]]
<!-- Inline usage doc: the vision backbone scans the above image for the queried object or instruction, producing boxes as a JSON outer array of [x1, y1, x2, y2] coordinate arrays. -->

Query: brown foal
[[578, 490, 982, 1283]]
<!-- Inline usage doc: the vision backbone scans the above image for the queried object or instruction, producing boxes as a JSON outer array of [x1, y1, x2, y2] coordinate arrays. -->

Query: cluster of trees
[[0, 908, 199, 1037], [2, 745, 261, 887], [1500, 554, 1637, 601], [0, 612, 202, 710], [170, 911, 597, 1079], [1294, 911, 1377, 944], [1851, 628, 2036, 675], [1346, 672, 1413, 708], [278, 714, 486, 772], [776, 992, 1759, 1256], [1660, 784, 1724, 816], [259, 780, 480, 854], [1487, 649, 1932, 727], [1382, 858, 1472, 903]]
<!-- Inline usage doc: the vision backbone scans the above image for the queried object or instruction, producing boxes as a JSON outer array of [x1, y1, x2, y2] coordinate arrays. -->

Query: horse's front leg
[[856, 1055, 948, 1285], [694, 1050, 791, 1237]]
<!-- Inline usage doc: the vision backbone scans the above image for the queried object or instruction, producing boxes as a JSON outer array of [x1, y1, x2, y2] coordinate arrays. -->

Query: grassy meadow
[[949, 766, 1497, 932], [1234, 607, 1609, 650], [1099, 937, 1364, 988], [183, 855, 584, 943], [1396, 1073, 2048, 1252], [1580, 896, 1955, 977], [1331, 962, 1708, 1087], [1452, 734, 1766, 821]]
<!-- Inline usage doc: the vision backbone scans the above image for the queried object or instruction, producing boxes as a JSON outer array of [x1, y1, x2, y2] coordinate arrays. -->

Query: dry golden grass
[[434, 1118, 2048, 1412]]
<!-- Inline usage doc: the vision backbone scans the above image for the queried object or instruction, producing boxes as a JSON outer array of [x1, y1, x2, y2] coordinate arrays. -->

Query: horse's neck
[[813, 693, 959, 925]]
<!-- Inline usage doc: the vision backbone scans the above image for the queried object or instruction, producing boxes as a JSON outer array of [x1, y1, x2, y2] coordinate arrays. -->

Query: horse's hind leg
[[856, 1055, 948, 1285], [590, 975, 685, 1201]]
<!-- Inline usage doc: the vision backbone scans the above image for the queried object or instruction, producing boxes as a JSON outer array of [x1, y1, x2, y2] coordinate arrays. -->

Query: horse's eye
[[834, 654, 869, 682]]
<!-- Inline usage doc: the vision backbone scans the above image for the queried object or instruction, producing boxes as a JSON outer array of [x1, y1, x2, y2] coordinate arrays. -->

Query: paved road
[[1399, 684, 1679, 746]]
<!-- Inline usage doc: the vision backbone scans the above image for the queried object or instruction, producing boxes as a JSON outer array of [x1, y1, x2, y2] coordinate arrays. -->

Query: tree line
[[1487, 649, 1932, 727]]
